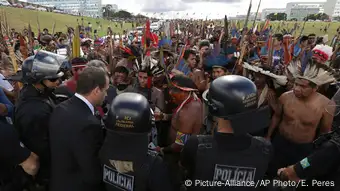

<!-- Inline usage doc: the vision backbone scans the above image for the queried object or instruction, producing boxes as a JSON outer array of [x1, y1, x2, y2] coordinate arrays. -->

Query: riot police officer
[[278, 134, 340, 191], [99, 92, 173, 191], [180, 75, 273, 190], [14, 50, 66, 189]]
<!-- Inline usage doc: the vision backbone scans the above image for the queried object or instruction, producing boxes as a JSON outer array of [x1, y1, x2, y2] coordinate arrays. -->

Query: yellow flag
[[72, 26, 80, 58]]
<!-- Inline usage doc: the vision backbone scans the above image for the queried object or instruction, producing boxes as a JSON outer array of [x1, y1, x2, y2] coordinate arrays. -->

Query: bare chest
[[283, 101, 323, 126]]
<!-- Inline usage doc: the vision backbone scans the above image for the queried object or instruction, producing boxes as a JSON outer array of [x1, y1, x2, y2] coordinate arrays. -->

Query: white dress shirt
[[75, 93, 94, 115]]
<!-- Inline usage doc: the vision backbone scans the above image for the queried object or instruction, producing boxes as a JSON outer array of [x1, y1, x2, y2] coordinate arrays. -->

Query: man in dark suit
[[49, 66, 109, 191]]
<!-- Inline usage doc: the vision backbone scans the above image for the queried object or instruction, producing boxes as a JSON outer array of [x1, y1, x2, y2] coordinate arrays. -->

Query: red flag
[[141, 32, 158, 48], [151, 33, 159, 47], [142, 20, 151, 49], [145, 20, 151, 38]]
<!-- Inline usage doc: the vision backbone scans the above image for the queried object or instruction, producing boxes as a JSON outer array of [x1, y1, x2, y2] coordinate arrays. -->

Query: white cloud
[[182, 0, 242, 3], [102, 0, 326, 19], [141, 0, 190, 12]]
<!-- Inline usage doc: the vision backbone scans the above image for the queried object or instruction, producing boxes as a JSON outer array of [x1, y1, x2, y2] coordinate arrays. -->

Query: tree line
[[266, 12, 330, 21], [101, 4, 148, 19]]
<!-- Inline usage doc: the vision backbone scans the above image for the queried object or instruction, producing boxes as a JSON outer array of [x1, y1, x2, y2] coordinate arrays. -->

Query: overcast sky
[[102, 0, 326, 19]]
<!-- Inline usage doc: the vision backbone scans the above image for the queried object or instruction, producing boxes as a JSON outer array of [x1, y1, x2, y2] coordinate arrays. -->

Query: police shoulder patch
[[300, 158, 310, 169]]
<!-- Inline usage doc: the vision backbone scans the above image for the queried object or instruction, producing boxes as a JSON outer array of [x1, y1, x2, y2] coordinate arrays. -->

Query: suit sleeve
[[72, 122, 103, 187]]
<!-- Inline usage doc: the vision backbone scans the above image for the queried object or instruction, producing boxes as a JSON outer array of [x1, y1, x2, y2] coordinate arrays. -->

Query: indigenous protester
[[2, 12, 340, 191]]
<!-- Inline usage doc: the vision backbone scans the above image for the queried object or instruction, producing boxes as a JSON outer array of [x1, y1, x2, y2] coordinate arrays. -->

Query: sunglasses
[[49, 78, 60, 82]]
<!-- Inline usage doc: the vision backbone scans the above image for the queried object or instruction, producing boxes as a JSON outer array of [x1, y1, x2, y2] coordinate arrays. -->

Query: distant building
[[324, 0, 340, 18], [286, 2, 325, 21], [261, 8, 286, 21], [26, 0, 102, 17]]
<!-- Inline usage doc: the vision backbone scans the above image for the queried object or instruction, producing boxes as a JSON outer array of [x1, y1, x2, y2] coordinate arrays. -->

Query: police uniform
[[181, 75, 273, 190], [99, 92, 173, 191], [283, 132, 340, 191], [0, 121, 31, 191], [14, 51, 66, 186]]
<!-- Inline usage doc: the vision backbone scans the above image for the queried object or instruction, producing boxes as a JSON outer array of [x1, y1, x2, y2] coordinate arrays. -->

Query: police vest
[[101, 151, 158, 191], [14, 93, 56, 137], [192, 135, 272, 190]]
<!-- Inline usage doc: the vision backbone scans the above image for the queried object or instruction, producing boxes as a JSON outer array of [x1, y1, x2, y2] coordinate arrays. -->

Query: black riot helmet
[[106, 92, 154, 133], [21, 50, 66, 84], [203, 75, 270, 134]]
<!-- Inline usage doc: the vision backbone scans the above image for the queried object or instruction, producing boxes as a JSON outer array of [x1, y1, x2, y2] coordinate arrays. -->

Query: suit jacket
[[49, 96, 104, 191]]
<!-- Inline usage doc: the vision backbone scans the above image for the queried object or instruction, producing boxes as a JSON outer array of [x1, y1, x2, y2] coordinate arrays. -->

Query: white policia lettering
[[103, 165, 134, 191], [213, 164, 256, 182]]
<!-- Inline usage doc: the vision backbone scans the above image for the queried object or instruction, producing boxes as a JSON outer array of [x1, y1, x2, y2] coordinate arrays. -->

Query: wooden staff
[[298, 19, 307, 37], [0, 12, 3, 35], [37, 16, 41, 34], [252, 0, 262, 29], [158, 34, 171, 86], [52, 20, 56, 36], [27, 23, 33, 55], [107, 26, 114, 72], [19, 34, 28, 59], [3, 10, 9, 38], [0, 11, 18, 73], [267, 36, 275, 67], [237, 0, 252, 66], [223, 15, 229, 54]]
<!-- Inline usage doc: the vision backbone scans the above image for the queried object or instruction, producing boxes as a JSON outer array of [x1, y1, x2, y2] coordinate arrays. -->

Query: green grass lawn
[[258, 21, 340, 38], [1, 6, 133, 36], [2, 6, 340, 39], [224, 20, 340, 39]]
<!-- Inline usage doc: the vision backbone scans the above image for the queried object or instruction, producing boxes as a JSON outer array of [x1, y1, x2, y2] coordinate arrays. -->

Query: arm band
[[175, 131, 190, 146]]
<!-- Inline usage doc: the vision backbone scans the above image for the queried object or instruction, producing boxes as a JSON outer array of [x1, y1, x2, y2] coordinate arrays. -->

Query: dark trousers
[[268, 132, 314, 178]]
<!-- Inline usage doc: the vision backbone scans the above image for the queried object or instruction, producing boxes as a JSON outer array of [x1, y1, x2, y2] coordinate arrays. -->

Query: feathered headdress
[[134, 55, 164, 77], [312, 44, 333, 63], [119, 45, 141, 61], [287, 59, 339, 86], [243, 62, 288, 86]]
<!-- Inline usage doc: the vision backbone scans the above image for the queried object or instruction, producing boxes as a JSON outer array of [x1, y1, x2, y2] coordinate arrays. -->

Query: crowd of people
[[1, 17, 340, 191]]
